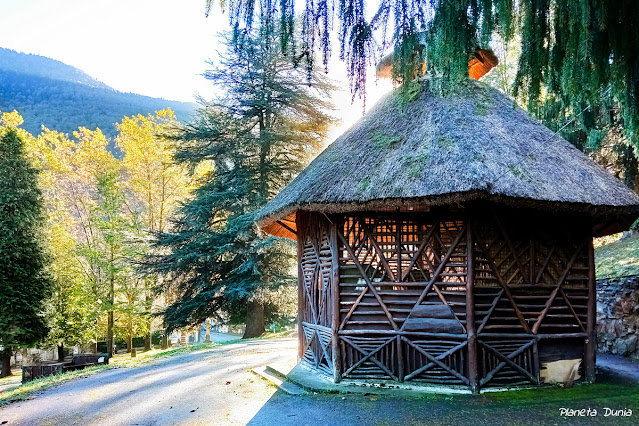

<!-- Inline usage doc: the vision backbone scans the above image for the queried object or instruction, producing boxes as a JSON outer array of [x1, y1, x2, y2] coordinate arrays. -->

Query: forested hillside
[[0, 48, 196, 141]]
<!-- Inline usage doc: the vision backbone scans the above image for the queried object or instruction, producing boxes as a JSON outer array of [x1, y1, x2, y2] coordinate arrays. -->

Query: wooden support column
[[330, 218, 342, 382], [466, 218, 479, 394], [297, 211, 305, 361], [585, 235, 596, 383], [396, 212, 404, 381]]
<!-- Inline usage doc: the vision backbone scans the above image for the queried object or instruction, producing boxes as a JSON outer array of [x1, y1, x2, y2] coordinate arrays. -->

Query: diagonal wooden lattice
[[478, 339, 538, 387], [301, 322, 333, 375], [297, 212, 336, 377], [338, 216, 468, 333], [340, 336, 398, 380], [402, 338, 469, 384], [297, 209, 594, 390]]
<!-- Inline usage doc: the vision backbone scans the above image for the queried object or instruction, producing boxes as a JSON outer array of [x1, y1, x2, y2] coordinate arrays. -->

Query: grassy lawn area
[[595, 234, 639, 280], [305, 383, 639, 425], [461, 383, 638, 424]]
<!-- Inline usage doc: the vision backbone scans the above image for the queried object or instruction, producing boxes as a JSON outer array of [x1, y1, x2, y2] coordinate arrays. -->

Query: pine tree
[[0, 128, 53, 377], [208, 0, 639, 150], [145, 20, 337, 338]]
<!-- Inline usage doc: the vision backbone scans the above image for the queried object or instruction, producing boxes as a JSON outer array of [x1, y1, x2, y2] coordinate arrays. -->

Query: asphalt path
[[0, 338, 297, 426]]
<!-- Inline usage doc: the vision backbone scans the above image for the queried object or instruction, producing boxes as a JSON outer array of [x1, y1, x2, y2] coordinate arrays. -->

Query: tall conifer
[[146, 18, 336, 337], [0, 128, 53, 377]]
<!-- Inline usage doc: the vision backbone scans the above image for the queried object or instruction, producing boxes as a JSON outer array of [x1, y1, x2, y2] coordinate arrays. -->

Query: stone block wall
[[597, 276, 639, 359]]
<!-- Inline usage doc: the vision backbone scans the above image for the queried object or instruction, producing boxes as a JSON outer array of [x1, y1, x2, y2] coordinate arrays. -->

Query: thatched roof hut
[[257, 79, 639, 238], [257, 79, 639, 393]]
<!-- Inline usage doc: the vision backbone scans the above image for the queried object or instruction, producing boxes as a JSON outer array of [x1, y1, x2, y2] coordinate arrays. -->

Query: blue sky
[[0, 0, 392, 136], [0, 0, 224, 102]]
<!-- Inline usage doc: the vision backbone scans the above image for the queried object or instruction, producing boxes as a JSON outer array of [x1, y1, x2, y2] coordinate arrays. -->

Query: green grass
[[317, 382, 639, 425], [0, 364, 110, 406], [0, 340, 243, 406], [595, 234, 639, 280]]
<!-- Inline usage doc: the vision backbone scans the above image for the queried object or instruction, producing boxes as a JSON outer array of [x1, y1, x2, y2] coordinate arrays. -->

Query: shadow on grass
[[248, 382, 639, 425]]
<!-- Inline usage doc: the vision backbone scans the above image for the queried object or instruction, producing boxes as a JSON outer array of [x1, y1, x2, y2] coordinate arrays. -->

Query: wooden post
[[585, 235, 596, 383], [466, 218, 479, 394], [396, 212, 404, 381], [529, 224, 535, 284], [297, 211, 305, 361], [330, 219, 342, 382]]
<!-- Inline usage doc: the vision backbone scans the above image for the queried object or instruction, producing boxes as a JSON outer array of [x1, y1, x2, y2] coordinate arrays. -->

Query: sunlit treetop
[[205, 0, 639, 147]]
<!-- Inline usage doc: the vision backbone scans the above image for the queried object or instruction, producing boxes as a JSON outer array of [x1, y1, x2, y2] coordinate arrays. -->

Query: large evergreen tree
[[145, 19, 336, 337], [208, 0, 639, 150], [0, 128, 53, 377]]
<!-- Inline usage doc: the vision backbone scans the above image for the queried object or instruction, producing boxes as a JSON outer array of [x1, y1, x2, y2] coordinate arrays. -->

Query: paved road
[[2, 338, 638, 425], [0, 338, 297, 426]]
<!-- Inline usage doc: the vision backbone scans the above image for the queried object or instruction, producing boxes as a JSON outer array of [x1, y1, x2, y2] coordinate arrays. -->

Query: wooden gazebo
[[255, 79, 639, 393]]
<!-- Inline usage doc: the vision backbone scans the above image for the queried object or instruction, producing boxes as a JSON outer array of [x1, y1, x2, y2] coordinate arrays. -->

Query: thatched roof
[[257, 79, 639, 239]]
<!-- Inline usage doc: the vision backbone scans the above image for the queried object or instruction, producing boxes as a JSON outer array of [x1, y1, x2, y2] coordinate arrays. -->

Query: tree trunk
[[57, 343, 64, 361], [144, 332, 152, 351], [144, 294, 152, 351], [127, 318, 132, 353], [161, 321, 168, 349], [1, 348, 12, 378], [161, 334, 168, 350], [243, 300, 265, 338], [107, 310, 114, 357]]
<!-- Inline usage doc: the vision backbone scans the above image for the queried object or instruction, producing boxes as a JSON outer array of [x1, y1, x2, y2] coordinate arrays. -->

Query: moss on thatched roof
[[257, 79, 639, 239]]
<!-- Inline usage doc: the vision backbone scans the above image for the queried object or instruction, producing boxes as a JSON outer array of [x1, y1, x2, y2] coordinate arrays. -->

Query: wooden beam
[[559, 288, 586, 332], [330, 220, 342, 382], [297, 212, 304, 360], [402, 223, 468, 329], [479, 340, 537, 386], [473, 229, 531, 332], [477, 288, 505, 334], [532, 247, 581, 334], [337, 230, 399, 330], [396, 213, 402, 283], [339, 330, 467, 339], [585, 236, 596, 383], [341, 337, 398, 380], [466, 220, 479, 393], [535, 243, 556, 284], [530, 226, 535, 284], [404, 341, 468, 381], [361, 221, 396, 282], [402, 220, 439, 281], [403, 337, 470, 384], [396, 335, 404, 382], [493, 211, 527, 283], [276, 220, 297, 236]]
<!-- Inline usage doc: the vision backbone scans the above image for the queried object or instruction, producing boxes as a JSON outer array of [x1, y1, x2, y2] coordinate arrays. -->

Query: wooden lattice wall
[[296, 206, 595, 392]]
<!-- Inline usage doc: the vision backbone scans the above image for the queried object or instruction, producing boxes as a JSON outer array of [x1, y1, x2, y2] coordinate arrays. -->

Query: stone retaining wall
[[597, 276, 639, 359]]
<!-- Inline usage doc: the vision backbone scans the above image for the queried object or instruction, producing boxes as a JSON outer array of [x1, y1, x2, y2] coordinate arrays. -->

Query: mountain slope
[[0, 48, 196, 139]]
